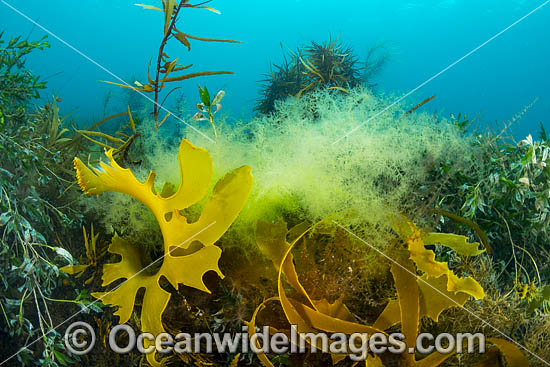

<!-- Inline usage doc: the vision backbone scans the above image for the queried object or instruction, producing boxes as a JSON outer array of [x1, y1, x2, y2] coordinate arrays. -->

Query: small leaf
[[212, 90, 225, 105], [173, 30, 191, 51], [192, 112, 209, 122], [59, 265, 88, 275], [55, 247, 75, 263], [187, 5, 221, 14], [213, 104, 222, 114], [196, 103, 208, 113], [199, 85, 211, 107], [134, 3, 162, 11]]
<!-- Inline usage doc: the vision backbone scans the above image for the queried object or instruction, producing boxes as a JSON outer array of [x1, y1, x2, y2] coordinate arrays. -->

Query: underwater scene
[[1, 0, 550, 366]]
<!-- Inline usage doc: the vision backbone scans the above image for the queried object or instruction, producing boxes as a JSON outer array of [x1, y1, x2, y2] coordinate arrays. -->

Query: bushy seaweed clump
[[0, 32, 144, 367], [255, 38, 368, 115], [0, 33, 87, 365]]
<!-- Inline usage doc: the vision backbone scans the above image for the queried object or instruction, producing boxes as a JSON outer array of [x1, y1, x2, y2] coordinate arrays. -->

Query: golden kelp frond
[[432, 208, 492, 254], [93, 235, 223, 366], [249, 219, 529, 366], [476, 338, 530, 367], [374, 219, 485, 334], [75, 138, 252, 366], [392, 219, 485, 300]]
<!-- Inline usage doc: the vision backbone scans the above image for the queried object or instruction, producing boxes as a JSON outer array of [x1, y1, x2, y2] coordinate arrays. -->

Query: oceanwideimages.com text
[[65, 322, 486, 360]]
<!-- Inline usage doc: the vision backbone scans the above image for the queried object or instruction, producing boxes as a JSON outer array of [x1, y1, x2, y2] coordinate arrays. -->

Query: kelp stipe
[[74, 138, 252, 366]]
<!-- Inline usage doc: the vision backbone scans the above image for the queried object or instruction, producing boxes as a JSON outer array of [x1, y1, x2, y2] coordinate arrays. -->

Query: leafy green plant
[[0, 32, 92, 366], [432, 126, 550, 294], [192, 85, 225, 136], [0, 32, 49, 127]]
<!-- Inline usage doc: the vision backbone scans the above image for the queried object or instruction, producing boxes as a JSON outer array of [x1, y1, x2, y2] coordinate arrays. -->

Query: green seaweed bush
[[0, 32, 89, 366], [433, 122, 550, 301], [0, 32, 49, 127]]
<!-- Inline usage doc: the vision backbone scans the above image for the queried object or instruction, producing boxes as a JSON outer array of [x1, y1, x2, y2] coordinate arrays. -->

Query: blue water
[[2, 0, 549, 138]]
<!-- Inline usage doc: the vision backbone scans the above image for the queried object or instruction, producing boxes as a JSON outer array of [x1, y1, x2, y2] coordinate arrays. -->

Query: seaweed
[[192, 85, 225, 137], [248, 218, 528, 366], [0, 33, 92, 365], [407, 95, 436, 115], [254, 50, 306, 115], [74, 138, 253, 366], [255, 38, 364, 115], [297, 38, 363, 97], [104, 0, 240, 130], [59, 225, 106, 285], [73, 106, 141, 166]]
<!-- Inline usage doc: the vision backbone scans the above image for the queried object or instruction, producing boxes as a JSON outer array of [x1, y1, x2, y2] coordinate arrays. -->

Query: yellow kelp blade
[[75, 137, 253, 256], [74, 138, 252, 255], [390, 258, 419, 366], [247, 297, 280, 367], [374, 274, 473, 330], [374, 221, 485, 331], [365, 354, 384, 366], [276, 224, 386, 358], [251, 221, 387, 364], [229, 353, 240, 367], [59, 264, 87, 275], [399, 221, 485, 300], [485, 338, 530, 367], [93, 235, 224, 367], [423, 233, 485, 256], [432, 208, 492, 254], [76, 138, 253, 366], [255, 220, 312, 301]]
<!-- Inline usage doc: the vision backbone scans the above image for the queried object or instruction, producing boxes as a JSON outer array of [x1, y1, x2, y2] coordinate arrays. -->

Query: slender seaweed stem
[[154, 1, 185, 128]]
